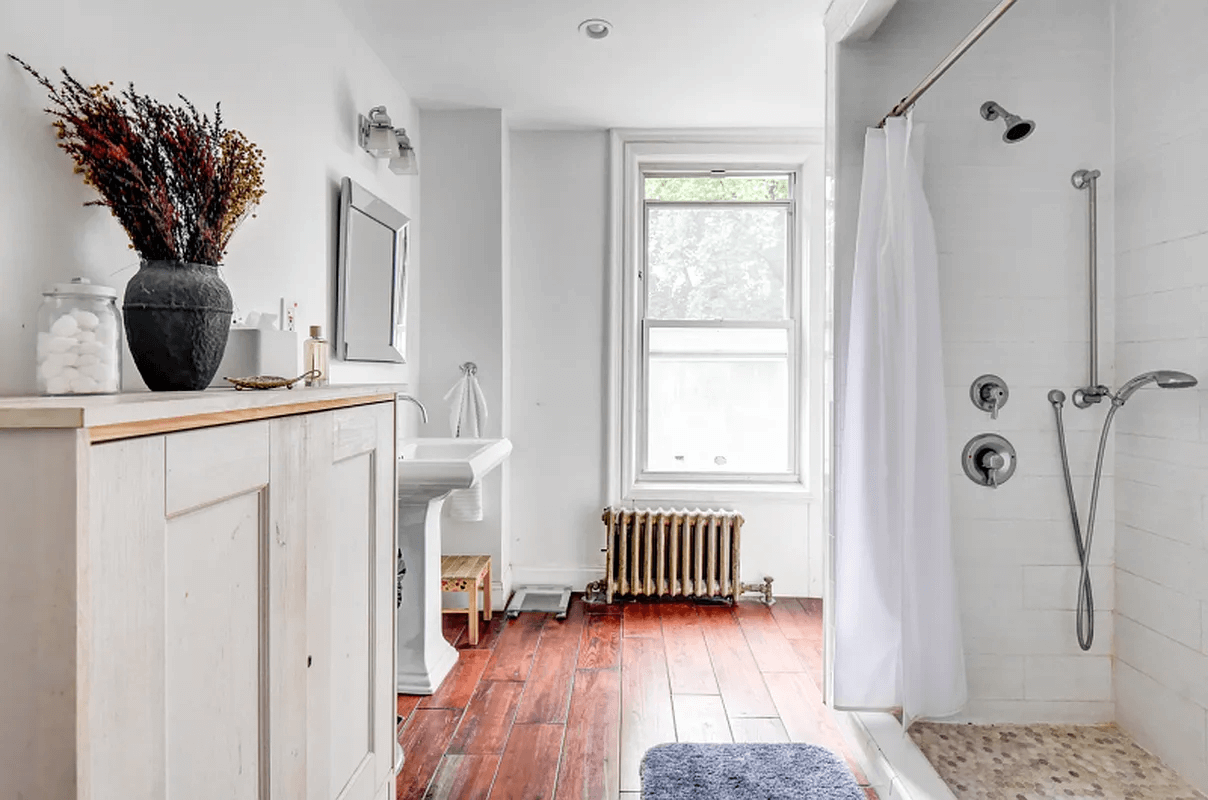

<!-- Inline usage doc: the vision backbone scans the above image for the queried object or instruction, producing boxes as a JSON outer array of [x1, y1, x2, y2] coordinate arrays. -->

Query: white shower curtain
[[833, 116, 966, 725]]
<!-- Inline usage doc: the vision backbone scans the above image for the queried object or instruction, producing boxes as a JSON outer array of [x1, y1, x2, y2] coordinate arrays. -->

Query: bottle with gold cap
[[303, 325, 329, 387]]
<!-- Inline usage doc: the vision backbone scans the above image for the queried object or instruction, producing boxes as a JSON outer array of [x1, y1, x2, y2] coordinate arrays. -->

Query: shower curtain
[[833, 116, 966, 725]]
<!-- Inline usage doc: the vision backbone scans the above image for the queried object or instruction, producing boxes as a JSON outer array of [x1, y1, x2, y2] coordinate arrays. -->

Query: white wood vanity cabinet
[[0, 386, 402, 800]]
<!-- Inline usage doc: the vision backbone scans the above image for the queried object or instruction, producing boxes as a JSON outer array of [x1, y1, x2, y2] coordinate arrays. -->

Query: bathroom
[[2, 0, 1207, 798]]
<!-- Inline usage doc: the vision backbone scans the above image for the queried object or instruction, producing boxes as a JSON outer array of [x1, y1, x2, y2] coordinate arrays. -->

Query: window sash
[[628, 165, 805, 490]]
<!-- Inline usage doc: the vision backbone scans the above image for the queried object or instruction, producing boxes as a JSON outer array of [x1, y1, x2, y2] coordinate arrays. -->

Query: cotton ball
[[50, 314, 79, 337], [78, 341, 103, 356], [46, 376, 72, 395], [56, 350, 79, 367], [48, 336, 76, 354], [70, 376, 99, 394], [84, 363, 113, 382], [94, 326, 117, 347], [75, 329, 97, 344], [59, 366, 80, 382], [40, 360, 64, 380], [76, 354, 100, 368], [71, 309, 100, 329]]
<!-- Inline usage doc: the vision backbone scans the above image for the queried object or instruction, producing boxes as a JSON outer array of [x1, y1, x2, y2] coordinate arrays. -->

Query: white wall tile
[[1116, 615, 1208, 711], [954, 699, 1114, 725], [1024, 655, 1112, 702], [1116, 570, 1202, 651], [1023, 565, 1114, 611], [1116, 661, 1208, 792], [965, 655, 1026, 701]]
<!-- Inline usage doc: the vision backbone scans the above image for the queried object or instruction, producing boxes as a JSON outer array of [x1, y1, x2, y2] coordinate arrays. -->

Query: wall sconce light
[[358, 105, 418, 174]]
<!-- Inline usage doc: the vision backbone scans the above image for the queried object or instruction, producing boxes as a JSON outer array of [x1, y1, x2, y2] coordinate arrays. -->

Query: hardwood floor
[[396, 596, 876, 799]]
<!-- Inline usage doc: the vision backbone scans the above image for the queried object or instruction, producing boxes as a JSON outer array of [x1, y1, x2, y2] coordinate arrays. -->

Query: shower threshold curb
[[835, 710, 958, 800]]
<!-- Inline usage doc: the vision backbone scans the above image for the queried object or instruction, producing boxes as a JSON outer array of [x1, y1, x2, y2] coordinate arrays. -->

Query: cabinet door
[[307, 403, 396, 800], [85, 421, 275, 800]]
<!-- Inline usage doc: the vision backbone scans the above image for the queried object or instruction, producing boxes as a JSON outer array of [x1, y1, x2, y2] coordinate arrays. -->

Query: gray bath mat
[[641, 742, 865, 800]]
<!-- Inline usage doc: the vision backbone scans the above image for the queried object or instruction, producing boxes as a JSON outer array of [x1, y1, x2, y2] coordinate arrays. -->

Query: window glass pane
[[646, 206, 787, 320], [646, 327, 790, 474], [645, 175, 789, 202]]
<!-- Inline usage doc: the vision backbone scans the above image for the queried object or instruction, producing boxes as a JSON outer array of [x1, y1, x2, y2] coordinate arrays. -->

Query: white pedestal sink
[[395, 437, 512, 694]]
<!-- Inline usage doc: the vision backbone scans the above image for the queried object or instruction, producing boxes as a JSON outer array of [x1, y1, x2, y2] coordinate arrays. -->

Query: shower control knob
[[970, 374, 1009, 419], [962, 433, 1017, 489]]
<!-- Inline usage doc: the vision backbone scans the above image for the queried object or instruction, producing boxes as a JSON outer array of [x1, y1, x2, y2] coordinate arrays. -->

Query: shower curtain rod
[[878, 0, 1020, 127]]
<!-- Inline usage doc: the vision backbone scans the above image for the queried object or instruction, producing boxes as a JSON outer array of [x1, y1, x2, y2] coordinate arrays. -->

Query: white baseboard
[[509, 565, 604, 591]]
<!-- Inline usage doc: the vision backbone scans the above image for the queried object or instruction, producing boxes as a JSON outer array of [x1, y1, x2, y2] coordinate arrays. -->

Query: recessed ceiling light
[[578, 18, 612, 39]]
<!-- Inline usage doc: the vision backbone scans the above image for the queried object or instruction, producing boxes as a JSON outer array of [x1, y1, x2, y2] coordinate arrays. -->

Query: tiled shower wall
[[834, 0, 1115, 720], [1113, 1, 1208, 791]]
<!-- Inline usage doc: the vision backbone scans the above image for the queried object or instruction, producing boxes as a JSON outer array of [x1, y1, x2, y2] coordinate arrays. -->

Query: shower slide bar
[[879, 0, 1020, 126], [1071, 168, 1106, 408]]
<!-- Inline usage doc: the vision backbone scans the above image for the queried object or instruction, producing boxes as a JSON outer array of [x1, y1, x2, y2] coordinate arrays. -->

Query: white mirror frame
[[336, 176, 410, 363]]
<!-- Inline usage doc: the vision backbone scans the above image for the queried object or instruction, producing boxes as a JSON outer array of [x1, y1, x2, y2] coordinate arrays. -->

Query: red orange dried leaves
[[10, 55, 265, 266]]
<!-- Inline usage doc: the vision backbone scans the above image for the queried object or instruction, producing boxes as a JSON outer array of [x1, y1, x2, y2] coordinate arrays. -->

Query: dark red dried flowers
[[10, 55, 266, 266]]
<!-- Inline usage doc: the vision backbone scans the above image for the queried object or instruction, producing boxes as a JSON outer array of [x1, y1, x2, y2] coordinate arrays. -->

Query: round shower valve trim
[[970, 374, 1008, 419], [962, 433, 1016, 489]]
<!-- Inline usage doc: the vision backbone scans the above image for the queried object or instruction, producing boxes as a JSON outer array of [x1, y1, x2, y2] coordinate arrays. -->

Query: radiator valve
[[740, 576, 775, 607]]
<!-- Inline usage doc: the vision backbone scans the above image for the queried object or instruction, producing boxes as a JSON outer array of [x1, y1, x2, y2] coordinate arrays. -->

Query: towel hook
[[460, 361, 478, 377]]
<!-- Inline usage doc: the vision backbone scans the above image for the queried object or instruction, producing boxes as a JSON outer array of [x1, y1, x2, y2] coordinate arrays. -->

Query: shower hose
[[1048, 390, 1117, 651]]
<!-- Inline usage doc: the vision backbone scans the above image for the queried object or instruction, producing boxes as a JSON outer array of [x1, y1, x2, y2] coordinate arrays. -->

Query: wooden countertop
[[0, 384, 406, 442]]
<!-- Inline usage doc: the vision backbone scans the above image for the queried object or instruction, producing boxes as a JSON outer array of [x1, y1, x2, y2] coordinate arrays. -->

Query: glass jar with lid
[[36, 278, 122, 395]]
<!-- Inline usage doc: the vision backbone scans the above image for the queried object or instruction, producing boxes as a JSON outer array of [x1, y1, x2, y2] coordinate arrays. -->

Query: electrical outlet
[[280, 297, 298, 332]]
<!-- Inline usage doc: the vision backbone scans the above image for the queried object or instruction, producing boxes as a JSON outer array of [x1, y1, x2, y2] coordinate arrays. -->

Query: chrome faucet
[[398, 394, 428, 424]]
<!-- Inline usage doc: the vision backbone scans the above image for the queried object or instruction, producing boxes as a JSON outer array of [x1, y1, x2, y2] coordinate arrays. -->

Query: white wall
[[1113, 1, 1208, 791], [508, 131, 824, 598], [0, 0, 419, 397], [417, 109, 512, 603], [509, 131, 610, 588], [834, 0, 1116, 720]]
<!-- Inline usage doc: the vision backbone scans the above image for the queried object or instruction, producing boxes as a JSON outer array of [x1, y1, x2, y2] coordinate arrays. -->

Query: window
[[609, 136, 818, 501], [641, 172, 798, 481]]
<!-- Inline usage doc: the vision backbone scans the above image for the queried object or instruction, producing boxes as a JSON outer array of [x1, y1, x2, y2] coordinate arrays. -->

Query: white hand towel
[[443, 371, 488, 521]]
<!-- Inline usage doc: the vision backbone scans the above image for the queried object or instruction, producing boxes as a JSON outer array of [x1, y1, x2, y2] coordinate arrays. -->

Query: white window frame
[[607, 131, 825, 504]]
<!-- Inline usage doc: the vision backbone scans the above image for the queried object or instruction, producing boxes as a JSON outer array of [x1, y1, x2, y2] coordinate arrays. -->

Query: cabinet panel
[[165, 490, 267, 799], [84, 436, 167, 800], [309, 403, 395, 800], [166, 421, 270, 514]]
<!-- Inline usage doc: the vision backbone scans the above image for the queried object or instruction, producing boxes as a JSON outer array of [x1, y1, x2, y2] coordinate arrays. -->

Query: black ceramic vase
[[123, 260, 233, 391]]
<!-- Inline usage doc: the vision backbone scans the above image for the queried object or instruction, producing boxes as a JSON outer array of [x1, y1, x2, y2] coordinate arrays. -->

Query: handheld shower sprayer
[[1049, 369, 1197, 650]]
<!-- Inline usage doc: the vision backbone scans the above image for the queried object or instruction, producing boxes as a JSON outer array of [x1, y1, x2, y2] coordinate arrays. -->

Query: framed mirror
[[336, 176, 410, 362]]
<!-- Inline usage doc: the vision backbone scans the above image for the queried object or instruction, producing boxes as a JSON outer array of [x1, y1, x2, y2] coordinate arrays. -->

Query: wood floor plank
[[488, 723, 566, 800], [398, 693, 422, 731], [448, 681, 525, 755], [555, 669, 621, 800], [763, 671, 829, 744], [619, 636, 677, 792], [396, 708, 463, 799], [420, 649, 492, 710], [481, 613, 548, 681], [424, 754, 500, 800], [769, 597, 817, 640], [695, 605, 778, 718], [734, 601, 805, 672], [659, 604, 719, 695], [790, 635, 825, 689], [671, 694, 732, 743], [729, 716, 790, 743], [515, 604, 586, 724], [622, 602, 663, 638], [456, 610, 508, 650], [443, 613, 467, 646], [577, 611, 622, 670]]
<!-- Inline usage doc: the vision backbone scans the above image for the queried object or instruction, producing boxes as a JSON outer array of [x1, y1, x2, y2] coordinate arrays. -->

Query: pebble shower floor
[[909, 722, 1207, 799]]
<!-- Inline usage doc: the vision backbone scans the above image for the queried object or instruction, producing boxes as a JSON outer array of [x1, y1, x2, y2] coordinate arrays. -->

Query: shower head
[[980, 100, 1035, 143], [1113, 370, 1198, 406]]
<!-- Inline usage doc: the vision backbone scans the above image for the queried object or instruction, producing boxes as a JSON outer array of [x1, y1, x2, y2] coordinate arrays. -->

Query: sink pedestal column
[[396, 493, 459, 694]]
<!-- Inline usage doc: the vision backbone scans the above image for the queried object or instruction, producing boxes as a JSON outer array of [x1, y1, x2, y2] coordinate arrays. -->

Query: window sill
[[623, 480, 813, 506]]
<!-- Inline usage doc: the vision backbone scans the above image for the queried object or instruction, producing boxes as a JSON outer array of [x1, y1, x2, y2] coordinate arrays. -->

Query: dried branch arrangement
[[9, 55, 266, 266]]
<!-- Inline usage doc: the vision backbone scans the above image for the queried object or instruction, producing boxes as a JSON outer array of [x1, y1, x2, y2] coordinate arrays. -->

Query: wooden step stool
[[440, 555, 492, 645]]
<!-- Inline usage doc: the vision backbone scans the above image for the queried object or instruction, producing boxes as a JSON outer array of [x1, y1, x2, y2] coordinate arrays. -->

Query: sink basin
[[397, 437, 513, 499], [395, 437, 512, 695]]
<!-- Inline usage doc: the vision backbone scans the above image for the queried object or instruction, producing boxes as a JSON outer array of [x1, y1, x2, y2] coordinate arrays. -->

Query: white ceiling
[[339, 0, 827, 130]]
